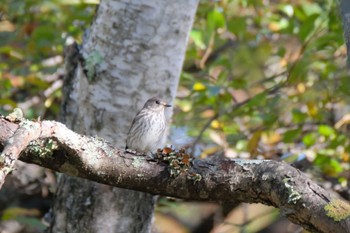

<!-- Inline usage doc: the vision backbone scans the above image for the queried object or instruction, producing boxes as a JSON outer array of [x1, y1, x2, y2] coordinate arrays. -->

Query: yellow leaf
[[200, 146, 220, 158], [262, 131, 281, 145], [342, 152, 350, 162], [2, 207, 41, 220], [307, 102, 318, 117], [297, 83, 305, 93], [280, 58, 287, 67], [193, 82, 206, 91], [211, 120, 221, 129], [268, 22, 280, 32], [248, 131, 262, 156]]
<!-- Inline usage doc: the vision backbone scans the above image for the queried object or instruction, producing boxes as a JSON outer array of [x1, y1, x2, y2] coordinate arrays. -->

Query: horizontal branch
[[0, 116, 349, 232]]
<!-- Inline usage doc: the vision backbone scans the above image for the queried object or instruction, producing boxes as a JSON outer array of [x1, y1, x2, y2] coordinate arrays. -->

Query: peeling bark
[[0, 117, 349, 233]]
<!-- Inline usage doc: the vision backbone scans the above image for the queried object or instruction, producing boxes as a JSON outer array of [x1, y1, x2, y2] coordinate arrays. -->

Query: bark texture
[[341, 0, 350, 68], [0, 117, 40, 189], [55, 0, 199, 232], [0, 117, 349, 233]]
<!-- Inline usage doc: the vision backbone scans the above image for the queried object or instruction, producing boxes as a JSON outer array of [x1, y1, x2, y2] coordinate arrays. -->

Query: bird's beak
[[161, 102, 172, 107]]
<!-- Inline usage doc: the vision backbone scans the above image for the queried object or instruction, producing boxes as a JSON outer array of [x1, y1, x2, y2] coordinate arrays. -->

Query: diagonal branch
[[0, 116, 349, 232]]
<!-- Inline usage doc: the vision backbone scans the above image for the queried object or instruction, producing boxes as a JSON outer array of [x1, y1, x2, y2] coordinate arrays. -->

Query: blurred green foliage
[[0, 0, 349, 231], [0, 0, 95, 118]]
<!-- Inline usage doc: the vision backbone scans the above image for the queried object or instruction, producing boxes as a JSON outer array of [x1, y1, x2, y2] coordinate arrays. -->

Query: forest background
[[0, 0, 349, 232]]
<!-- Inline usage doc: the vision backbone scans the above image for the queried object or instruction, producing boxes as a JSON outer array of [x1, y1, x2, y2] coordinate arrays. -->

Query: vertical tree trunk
[[50, 0, 199, 232], [340, 0, 350, 68]]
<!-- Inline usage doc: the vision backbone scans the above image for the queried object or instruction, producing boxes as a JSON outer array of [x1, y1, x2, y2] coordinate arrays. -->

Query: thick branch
[[0, 117, 349, 232]]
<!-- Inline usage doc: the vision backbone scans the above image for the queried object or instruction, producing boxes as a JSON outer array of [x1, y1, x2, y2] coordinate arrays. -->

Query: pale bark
[[340, 0, 350, 68], [0, 118, 40, 189], [54, 0, 198, 232]]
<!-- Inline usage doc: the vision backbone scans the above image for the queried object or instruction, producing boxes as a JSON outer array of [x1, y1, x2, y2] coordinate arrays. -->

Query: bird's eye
[[156, 100, 160, 104]]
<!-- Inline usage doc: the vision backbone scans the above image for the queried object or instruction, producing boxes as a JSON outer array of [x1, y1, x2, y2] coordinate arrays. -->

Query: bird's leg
[[125, 148, 139, 155], [125, 148, 149, 157]]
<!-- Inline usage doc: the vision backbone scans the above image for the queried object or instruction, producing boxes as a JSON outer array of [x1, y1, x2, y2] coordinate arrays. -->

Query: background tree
[[0, 0, 349, 232]]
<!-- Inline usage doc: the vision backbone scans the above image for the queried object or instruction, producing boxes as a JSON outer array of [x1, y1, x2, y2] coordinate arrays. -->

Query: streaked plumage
[[126, 97, 171, 153]]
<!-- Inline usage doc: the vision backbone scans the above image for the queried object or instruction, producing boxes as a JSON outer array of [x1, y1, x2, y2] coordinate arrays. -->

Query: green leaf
[[283, 128, 302, 143], [230, 77, 247, 88], [301, 3, 322, 16], [298, 14, 319, 42], [31, 26, 58, 48], [314, 154, 343, 176], [339, 76, 350, 96], [0, 98, 17, 107], [235, 140, 247, 151], [318, 125, 335, 137], [223, 124, 238, 134], [329, 135, 347, 149], [190, 30, 206, 49], [207, 9, 225, 31], [246, 92, 267, 108], [308, 32, 343, 51], [279, 4, 294, 17], [292, 109, 307, 124], [16, 216, 47, 231], [227, 17, 247, 37], [302, 133, 316, 147]]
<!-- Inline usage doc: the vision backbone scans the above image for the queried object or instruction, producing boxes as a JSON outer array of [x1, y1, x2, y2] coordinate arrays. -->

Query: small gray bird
[[126, 97, 171, 153]]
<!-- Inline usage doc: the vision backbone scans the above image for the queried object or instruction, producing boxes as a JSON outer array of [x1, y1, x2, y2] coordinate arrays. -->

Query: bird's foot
[[125, 148, 142, 155], [125, 148, 149, 157]]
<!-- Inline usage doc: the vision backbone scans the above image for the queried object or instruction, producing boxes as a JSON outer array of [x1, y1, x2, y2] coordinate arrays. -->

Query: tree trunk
[[340, 0, 350, 68], [50, 0, 199, 232]]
